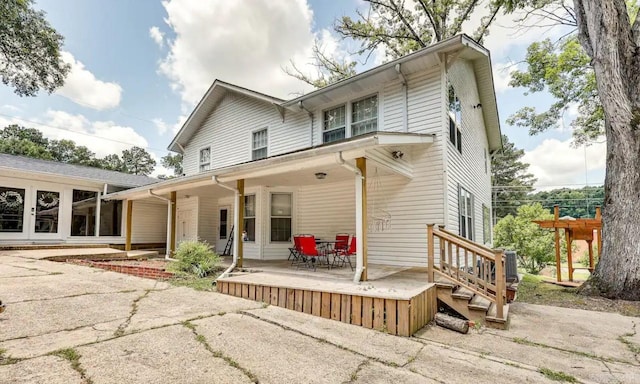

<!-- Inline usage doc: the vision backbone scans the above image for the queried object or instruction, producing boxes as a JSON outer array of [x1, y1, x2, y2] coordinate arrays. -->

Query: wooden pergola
[[534, 205, 602, 283]]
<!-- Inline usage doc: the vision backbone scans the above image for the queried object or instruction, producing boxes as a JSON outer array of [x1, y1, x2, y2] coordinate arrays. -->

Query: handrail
[[427, 224, 505, 320]]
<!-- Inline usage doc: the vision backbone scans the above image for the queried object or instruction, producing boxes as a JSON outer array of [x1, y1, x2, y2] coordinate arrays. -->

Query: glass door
[[0, 186, 27, 239], [31, 189, 62, 239]]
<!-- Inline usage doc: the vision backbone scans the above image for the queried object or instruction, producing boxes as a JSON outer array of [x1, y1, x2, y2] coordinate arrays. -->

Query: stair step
[[468, 295, 491, 311], [434, 275, 455, 289], [452, 287, 474, 300], [486, 302, 510, 323]]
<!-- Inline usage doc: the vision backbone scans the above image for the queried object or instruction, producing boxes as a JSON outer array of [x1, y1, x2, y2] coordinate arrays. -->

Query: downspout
[[298, 101, 315, 146], [395, 64, 409, 132], [336, 152, 365, 283], [212, 175, 239, 280], [148, 191, 175, 260]]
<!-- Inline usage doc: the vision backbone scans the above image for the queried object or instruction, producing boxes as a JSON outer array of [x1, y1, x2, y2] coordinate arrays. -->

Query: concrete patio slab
[[242, 305, 424, 366], [77, 325, 253, 384], [193, 313, 366, 384], [353, 361, 438, 384], [0, 355, 83, 384]]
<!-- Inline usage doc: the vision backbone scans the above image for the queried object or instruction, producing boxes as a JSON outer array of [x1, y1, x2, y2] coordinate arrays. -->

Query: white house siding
[[197, 197, 217, 246], [182, 92, 311, 176], [446, 59, 493, 245], [297, 180, 356, 241], [131, 200, 167, 243], [176, 196, 199, 243], [216, 186, 262, 259]]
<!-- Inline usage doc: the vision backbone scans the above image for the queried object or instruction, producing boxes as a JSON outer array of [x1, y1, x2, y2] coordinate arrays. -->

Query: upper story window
[[448, 83, 462, 153], [352, 95, 378, 136], [252, 128, 268, 160], [323, 105, 346, 143], [199, 147, 211, 172]]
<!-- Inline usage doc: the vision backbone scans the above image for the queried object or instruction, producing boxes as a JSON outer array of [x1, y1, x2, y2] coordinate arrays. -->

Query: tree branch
[[416, 0, 440, 41]]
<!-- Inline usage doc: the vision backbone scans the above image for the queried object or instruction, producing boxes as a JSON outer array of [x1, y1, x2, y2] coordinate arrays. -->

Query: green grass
[[168, 275, 219, 291], [618, 334, 640, 354], [0, 348, 20, 366], [50, 348, 93, 383], [538, 367, 578, 382]]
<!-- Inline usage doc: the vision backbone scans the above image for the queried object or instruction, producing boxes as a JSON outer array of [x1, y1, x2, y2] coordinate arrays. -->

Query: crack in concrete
[[2, 289, 144, 305], [342, 359, 370, 384], [113, 289, 152, 337], [400, 344, 424, 368], [600, 360, 622, 384], [617, 321, 640, 364], [181, 321, 259, 383], [0, 317, 130, 343]]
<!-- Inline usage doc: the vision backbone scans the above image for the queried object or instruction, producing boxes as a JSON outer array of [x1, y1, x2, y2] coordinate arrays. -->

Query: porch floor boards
[[216, 260, 437, 336]]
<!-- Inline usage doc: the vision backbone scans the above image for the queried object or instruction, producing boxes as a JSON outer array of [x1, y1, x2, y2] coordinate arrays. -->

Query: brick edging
[[68, 259, 174, 280]]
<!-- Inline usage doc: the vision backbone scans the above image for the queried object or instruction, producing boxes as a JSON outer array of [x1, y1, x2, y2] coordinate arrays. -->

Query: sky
[[0, 0, 606, 188]]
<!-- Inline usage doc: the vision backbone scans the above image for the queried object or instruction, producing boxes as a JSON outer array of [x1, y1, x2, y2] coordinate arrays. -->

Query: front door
[[30, 188, 62, 240], [177, 209, 196, 243], [217, 206, 230, 253]]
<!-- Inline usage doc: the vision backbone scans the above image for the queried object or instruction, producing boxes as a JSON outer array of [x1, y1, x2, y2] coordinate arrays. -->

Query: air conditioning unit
[[504, 250, 519, 283]]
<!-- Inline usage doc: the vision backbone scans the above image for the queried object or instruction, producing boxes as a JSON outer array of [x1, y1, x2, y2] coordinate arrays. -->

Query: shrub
[[169, 240, 220, 278]]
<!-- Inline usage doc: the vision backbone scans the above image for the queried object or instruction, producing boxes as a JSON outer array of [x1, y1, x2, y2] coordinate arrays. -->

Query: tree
[[0, 0, 70, 96], [48, 139, 96, 166], [565, 0, 640, 299], [0, 137, 52, 159], [0, 124, 49, 147], [494, 203, 556, 274], [101, 154, 124, 172], [528, 185, 604, 218], [121, 146, 155, 176], [286, 0, 508, 87], [491, 134, 536, 219], [161, 153, 183, 177]]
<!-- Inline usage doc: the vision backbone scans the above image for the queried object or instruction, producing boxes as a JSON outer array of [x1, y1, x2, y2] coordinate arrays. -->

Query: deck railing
[[427, 224, 505, 319]]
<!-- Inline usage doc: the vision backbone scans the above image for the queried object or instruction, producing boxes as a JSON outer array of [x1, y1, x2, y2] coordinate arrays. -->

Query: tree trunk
[[574, 0, 640, 300], [435, 313, 469, 333]]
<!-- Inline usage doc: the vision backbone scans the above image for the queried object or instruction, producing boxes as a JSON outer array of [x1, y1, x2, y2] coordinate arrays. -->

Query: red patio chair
[[296, 235, 325, 271], [334, 236, 356, 270], [331, 234, 350, 266], [289, 235, 302, 265]]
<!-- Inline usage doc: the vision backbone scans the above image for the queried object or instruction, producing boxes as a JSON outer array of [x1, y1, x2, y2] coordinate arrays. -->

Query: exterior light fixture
[[315, 172, 327, 180], [392, 151, 404, 159]]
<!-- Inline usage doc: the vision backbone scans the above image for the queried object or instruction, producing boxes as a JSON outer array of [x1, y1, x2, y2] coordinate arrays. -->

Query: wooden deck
[[216, 261, 436, 336]]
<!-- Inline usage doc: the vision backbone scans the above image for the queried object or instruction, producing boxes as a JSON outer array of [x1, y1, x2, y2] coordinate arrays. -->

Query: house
[[104, 34, 502, 281], [0, 153, 166, 247]]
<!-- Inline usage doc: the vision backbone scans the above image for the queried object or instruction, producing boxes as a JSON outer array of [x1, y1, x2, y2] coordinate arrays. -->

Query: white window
[[252, 128, 268, 160], [351, 95, 378, 136], [448, 83, 462, 153], [459, 186, 474, 240], [243, 194, 256, 241], [270, 193, 292, 242], [323, 105, 346, 143], [199, 147, 211, 172]]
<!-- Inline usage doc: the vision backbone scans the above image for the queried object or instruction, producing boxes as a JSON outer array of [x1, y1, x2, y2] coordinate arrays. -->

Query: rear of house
[[104, 34, 501, 272]]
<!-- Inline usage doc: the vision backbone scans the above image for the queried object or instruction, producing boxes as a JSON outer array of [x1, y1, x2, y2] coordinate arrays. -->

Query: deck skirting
[[217, 280, 436, 336]]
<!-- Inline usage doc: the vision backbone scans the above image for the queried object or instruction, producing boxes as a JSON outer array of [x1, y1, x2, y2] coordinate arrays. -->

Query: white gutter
[[336, 152, 365, 283], [395, 64, 409, 132], [212, 176, 239, 281], [147, 191, 176, 261]]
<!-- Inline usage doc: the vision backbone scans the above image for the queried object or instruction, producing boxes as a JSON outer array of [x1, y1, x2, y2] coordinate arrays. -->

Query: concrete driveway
[[1, 252, 638, 384]]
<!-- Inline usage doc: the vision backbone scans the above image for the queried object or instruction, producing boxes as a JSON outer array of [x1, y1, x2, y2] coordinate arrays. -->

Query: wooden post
[[566, 230, 573, 282], [494, 249, 504, 320], [170, 191, 177, 256], [356, 157, 368, 281], [427, 224, 435, 283], [595, 206, 602, 257], [125, 200, 133, 251], [237, 179, 244, 268], [554, 205, 561, 282], [587, 240, 594, 273]]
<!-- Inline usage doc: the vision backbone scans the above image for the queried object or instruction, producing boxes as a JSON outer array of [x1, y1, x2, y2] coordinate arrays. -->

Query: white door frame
[[0, 182, 29, 241], [29, 187, 64, 240]]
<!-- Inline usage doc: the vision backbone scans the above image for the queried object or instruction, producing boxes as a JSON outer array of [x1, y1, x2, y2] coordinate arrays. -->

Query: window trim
[[269, 192, 293, 243], [458, 185, 474, 241], [219, 207, 229, 240], [251, 127, 268, 160], [243, 194, 256, 242], [322, 92, 379, 144], [447, 83, 463, 154], [199, 146, 211, 172]]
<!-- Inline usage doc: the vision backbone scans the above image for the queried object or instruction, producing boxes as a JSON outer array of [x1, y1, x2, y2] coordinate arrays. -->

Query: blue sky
[[0, 0, 605, 187]]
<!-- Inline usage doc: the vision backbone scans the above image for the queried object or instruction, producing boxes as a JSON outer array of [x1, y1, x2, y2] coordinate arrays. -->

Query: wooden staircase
[[427, 225, 510, 329]]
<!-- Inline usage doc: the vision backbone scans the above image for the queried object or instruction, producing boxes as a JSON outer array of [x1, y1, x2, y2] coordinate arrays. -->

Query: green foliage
[[0, 125, 157, 175], [0, 0, 70, 96], [494, 203, 555, 274], [161, 153, 184, 177], [286, 0, 508, 87], [528, 186, 604, 218], [491, 134, 536, 219], [121, 146, 156, 176], [169, 240, 220, 278]]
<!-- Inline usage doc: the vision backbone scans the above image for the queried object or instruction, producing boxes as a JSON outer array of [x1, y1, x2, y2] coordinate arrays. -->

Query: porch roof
[[104, 131, 434, 201]]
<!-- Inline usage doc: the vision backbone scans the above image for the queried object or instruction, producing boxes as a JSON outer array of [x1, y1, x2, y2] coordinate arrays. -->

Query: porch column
[[169, 191, 177, 256], [356, 157, 368, 281], [236, 179, 245, 268], [125, 200, 133, 251]]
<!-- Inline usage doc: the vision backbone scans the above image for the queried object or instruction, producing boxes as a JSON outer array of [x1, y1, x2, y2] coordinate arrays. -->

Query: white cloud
[[0, 110, 149, 159], [152, 115, 187, 136], [158, 0, 317, 106], [56, 52, 123, 110], [1, 104, 21, 113], [523, 138, 606, 189], [492, 61, 519, 93], [149, 26, 165, 48], [152, 118, 169, 135]]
